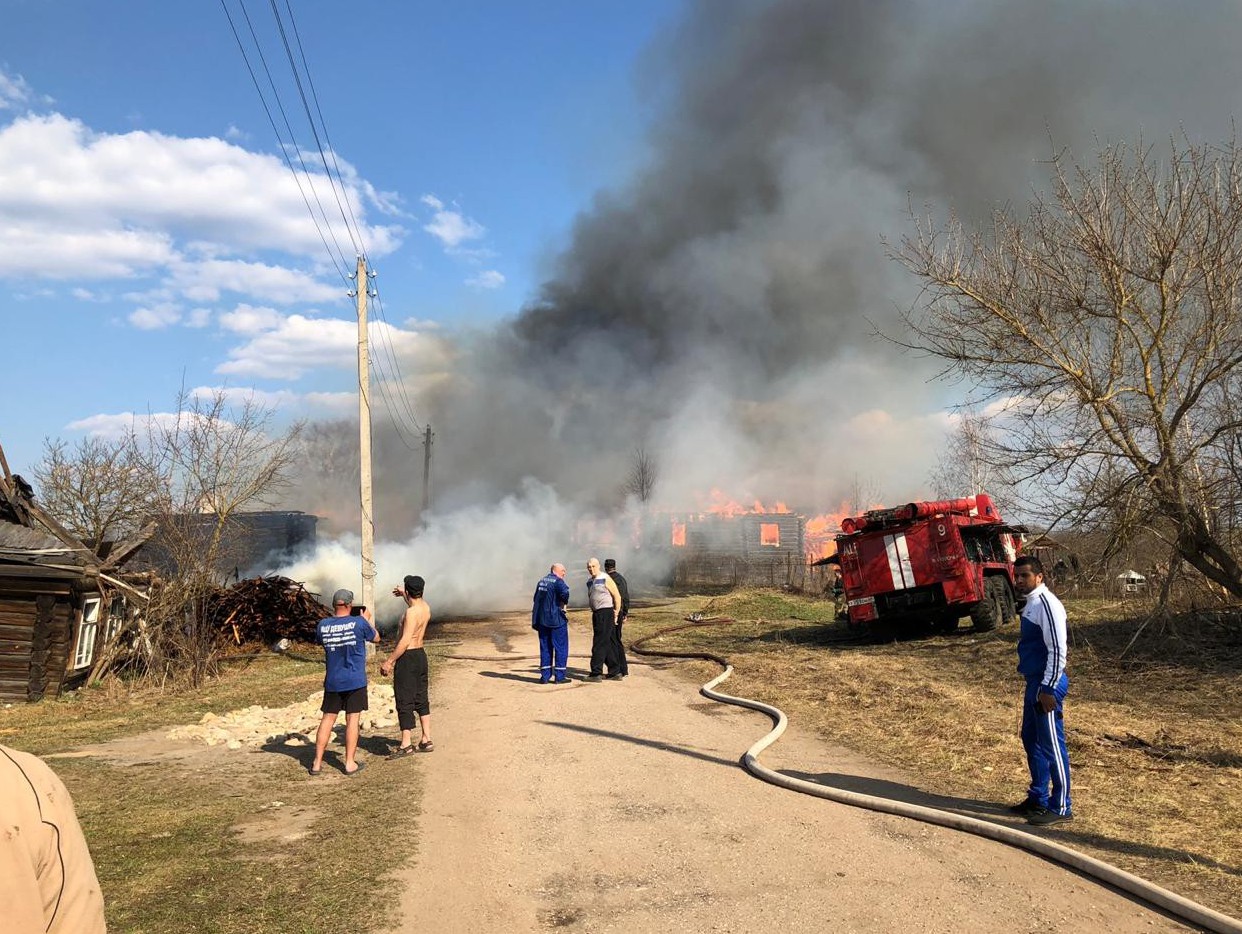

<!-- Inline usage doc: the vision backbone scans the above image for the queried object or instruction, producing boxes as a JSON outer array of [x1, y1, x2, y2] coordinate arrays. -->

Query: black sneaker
[[605, 672, 624, 680], [1007, 797, 1041, 816], [585, 674, 603, 682], [1026, 807, 1073, 826]]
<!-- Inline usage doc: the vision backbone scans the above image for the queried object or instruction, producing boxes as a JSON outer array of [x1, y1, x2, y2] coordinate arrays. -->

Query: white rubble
[[165, 684, 399, 749]]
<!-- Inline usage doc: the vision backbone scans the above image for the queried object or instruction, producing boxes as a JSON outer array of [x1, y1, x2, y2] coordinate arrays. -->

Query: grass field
[[626, 591, 1242, 921], [3, 594, 1238, 929], [1, 647, 438, 934]]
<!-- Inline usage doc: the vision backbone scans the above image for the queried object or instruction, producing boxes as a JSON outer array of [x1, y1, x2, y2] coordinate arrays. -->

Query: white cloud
[[218, 303, 284, 335], [421, 192, 485, 248], [190, 384, 356, 416], [128, 303, 183, 330], [186, 307, 213, 328], [466, 269, 505, 290], [66, 411, 185, 439], [224, 124, 248, 142], [165, 258, 342, 304], [0, 113, 405, 283], [217, 310, 452, 381], [0, 69, 37, 110]]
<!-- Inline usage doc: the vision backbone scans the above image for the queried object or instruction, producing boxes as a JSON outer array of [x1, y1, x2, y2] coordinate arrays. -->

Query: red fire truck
[[829, 494, 1025, 633]]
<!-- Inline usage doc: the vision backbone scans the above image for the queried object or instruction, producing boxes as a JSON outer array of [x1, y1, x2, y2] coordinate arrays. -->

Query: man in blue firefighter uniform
[[532, 563, 571, 684], [1009, 555, 1074, 825]]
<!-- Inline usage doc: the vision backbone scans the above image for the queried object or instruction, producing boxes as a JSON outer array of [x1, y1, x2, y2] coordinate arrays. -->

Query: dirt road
[[385, 612, 1188, 933]]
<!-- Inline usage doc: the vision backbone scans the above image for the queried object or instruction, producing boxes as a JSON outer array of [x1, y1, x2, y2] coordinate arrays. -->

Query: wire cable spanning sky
[[5, 0, 1242, 528]]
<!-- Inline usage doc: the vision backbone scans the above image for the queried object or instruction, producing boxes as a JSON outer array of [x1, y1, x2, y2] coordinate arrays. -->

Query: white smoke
[[278, 479, 583, 624]]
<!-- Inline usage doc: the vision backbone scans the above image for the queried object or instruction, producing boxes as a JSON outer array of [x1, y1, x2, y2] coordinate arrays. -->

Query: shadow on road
[[780, 769, 1242, 877], [780, 769, 1004, 817], [479, 670, 545, 684], [539, 720, 738, 769]]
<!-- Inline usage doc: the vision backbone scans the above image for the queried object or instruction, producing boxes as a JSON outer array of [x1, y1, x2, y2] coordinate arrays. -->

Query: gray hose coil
[[700, 662, 1241, 934]]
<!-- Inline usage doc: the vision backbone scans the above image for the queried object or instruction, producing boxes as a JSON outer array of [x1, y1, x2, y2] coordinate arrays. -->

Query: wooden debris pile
[[211, 576, 329, 645]]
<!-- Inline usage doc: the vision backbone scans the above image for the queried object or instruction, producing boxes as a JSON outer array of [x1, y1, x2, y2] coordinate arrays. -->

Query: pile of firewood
[[210, 576, 329, 645]]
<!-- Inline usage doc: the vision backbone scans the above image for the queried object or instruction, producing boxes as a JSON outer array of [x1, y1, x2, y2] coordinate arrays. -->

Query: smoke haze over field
[[290, 0, 1242, 610]]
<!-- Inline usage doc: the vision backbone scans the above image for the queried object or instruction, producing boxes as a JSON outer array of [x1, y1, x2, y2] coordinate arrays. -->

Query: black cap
[[603, 558, 617, 571], [403, 575, 425, 597]]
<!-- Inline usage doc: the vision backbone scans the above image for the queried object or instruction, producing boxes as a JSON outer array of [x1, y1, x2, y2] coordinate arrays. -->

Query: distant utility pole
[[422, 424, 433, 511], [352, 255, 376, 613]]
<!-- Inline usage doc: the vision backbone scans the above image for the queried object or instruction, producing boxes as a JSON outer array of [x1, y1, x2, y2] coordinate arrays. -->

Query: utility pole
[[352, 255, 376, 613], [422, 424, 433, 511]]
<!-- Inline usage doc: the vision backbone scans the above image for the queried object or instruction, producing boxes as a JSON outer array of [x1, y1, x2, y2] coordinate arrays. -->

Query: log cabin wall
[[0, 578, 76, 702], [673, 514, 807, 588]]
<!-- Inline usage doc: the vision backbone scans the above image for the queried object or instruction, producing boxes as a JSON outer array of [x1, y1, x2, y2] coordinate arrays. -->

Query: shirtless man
[[381, 575, 434, 755]]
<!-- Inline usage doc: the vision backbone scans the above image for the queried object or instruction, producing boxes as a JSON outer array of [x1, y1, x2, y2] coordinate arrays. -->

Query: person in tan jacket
[[1, 744, 107, 933]]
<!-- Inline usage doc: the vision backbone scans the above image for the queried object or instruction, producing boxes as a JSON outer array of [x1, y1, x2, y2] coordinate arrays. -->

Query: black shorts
[[321, 686, 368, 715]]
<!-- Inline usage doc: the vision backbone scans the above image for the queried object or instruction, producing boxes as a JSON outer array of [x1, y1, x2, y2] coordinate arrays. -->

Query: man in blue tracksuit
[[1009, 555, 1073, 825], [532, 563, 571, 684]]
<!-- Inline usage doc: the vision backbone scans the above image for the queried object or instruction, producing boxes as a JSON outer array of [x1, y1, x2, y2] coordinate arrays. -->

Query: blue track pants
[[1021, 673, 1072, 815]]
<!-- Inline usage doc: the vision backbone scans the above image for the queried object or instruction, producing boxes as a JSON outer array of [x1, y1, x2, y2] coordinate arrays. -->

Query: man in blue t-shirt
[[310, 588, 379, 776], [532, 564, 571, 683]]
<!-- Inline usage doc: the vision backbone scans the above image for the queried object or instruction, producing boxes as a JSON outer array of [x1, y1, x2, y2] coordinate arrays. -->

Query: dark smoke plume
[[289, 0, 1242, 609]]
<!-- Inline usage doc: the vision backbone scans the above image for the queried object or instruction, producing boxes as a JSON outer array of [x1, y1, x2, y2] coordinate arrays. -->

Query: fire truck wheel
[[1000, 581, 1018, 626], [970, 577, 1005, 632]]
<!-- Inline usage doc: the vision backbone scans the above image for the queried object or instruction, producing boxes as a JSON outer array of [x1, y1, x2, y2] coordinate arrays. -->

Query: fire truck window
[[760, 523, 780, 547], [964, 536, 982, 561]]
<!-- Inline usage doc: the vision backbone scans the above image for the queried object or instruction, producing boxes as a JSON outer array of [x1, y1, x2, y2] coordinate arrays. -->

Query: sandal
[[416, 740, 435, 752], [387, 745, 416, 759]]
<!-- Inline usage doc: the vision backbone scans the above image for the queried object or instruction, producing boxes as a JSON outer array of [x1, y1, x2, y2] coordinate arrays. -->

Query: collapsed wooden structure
[[0, 444, 151, 702]]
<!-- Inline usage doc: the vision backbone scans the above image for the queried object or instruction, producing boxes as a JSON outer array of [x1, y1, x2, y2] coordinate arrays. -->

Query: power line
[[222, 1, 433, 445], [219, 0, 347, 280], [229, 0, 352, 272], [267, 0, 362, 255]]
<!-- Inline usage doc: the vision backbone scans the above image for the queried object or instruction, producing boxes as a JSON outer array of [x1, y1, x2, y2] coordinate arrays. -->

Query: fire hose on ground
[[620, 616, 1240, 934]]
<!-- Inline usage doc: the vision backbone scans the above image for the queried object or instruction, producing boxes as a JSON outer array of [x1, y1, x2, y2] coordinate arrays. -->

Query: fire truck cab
[[831, 494, 1024, 633]]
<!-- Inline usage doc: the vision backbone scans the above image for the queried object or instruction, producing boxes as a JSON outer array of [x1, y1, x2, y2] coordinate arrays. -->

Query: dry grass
[[627, 590, 1242, 920], [0, 645, 439, 933]]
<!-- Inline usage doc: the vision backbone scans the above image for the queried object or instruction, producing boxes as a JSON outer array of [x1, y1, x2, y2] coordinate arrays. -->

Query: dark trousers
[[394, 648, 430, 730], [590, 607, 619, 676], [537, 626, 569, 682], [611, 617, 628, 676]]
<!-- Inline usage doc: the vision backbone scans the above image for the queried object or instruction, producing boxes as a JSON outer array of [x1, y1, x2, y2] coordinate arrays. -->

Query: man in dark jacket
[[604, 557, 630, 678], [532, 563, 571, 683]]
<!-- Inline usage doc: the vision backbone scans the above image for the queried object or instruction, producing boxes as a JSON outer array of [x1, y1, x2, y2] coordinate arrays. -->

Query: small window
[[74, 596, 102, 669], [760, 523, 780, 547], [672, 522, 686, 547], [105, 596, 126, 643]]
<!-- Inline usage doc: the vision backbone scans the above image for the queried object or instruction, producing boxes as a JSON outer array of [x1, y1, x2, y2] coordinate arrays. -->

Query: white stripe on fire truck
[[884, 533, 915, 590]]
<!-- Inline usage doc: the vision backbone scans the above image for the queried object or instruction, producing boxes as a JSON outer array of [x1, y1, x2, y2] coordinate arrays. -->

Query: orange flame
[[697, 488, 791, 517]]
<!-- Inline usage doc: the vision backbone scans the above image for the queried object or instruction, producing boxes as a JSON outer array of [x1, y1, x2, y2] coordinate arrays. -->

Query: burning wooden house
[[667, 510, 807, 588]]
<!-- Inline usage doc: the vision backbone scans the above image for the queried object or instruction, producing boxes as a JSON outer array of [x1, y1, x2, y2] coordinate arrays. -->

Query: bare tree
[[31, 433, 159, 554], [894, 135, 1242, 598], [845, 472, 883, 515], [623, 446, 659, 503], [137, 389, 304, 685], [927, 408, 1019, 516]]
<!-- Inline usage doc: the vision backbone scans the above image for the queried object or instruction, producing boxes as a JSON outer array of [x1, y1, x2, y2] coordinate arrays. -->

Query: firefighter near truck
[[828, 494, 1025, 634]]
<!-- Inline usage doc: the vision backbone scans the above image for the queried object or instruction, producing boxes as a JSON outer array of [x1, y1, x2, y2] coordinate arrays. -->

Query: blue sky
[[0, 0, 682, 475]]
